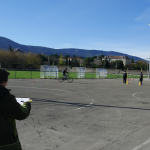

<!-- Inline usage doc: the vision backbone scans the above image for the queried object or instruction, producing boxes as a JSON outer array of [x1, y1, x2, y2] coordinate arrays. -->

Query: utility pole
[[48, 56, 50, 65], [149, 23, 150, 78], [146, 56, 150, 78], [116, 60, 117, 74]]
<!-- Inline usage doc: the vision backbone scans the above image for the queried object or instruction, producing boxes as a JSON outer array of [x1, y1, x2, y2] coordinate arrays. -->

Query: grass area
[[7, 70, 147, 79]]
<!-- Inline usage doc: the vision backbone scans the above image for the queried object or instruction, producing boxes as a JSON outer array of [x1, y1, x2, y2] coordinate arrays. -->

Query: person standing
[[139, 72, 143, 85], [123, 71, 127, 84], [0, 69, 31, 150]]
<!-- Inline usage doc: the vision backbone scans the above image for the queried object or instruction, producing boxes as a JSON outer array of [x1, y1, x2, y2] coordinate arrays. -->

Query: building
[[93, 58, 101, 66], [13, 48, 24, 53], [102, 55, 131, 66]]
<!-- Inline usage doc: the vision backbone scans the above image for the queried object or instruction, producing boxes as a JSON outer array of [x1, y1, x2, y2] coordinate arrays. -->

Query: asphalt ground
[[6, 78, 150, 150]]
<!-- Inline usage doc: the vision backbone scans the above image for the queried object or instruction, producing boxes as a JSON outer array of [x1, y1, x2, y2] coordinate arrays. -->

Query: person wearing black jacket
[[123, 71, 127, 84], [0, 69, 31, 150], [139, 72, 143, 85], [62, 68, 69, 80]]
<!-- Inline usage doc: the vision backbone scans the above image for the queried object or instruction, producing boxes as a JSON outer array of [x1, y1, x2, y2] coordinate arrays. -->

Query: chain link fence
[[7, 70, 149, 79]]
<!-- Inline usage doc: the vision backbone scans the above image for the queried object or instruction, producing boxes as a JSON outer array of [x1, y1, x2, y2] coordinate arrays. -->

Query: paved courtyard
[[7, 78, 150, 150]]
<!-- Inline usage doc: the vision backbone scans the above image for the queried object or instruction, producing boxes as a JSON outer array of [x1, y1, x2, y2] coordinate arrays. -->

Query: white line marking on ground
[[67, 99, 94, 112], [7, 86, 74, 93], [132, 138, 150, 150], [9, 86, 93, 112], [133, 92, 143, 100]]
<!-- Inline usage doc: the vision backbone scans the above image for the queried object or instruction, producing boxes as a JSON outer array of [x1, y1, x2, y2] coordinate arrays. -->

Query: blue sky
[[0, 0, 150, 59]]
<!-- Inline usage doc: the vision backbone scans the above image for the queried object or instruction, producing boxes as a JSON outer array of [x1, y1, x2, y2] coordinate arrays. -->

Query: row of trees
[[0, 49, 41, 69], [0, 47, 147, 70], [48, 54, 148, 70], [49, 54, 81, 67]]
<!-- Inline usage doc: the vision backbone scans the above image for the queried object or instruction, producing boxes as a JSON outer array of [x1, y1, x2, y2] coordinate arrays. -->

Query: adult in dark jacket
[[139, 72, 143, 85], [0, 69, 31, 150], [62, 68, 69, 80], [123, 71, 127, 84]]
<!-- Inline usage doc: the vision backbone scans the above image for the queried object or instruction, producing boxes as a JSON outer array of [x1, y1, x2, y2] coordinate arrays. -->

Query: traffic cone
[[126, 79, 129, 84], [139, 81, 141, 85]]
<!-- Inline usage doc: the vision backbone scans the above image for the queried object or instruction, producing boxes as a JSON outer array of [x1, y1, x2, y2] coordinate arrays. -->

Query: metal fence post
[[15, 70, 16, 79], [30, 70, 32, 79]]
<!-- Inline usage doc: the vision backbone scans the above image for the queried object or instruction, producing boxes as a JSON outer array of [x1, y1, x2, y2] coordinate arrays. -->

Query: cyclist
[[62, 68, 69, 80]]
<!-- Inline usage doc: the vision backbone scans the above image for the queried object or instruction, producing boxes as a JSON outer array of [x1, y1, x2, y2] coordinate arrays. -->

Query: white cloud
[[135, 7, 150, 21]]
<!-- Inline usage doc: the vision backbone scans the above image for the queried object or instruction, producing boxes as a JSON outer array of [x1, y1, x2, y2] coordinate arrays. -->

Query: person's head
[[0, 69, 10, 87], [66, 68, 67, 70]]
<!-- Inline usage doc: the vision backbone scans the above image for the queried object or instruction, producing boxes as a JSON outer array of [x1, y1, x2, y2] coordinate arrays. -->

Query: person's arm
[[4, 94, 31, 120]]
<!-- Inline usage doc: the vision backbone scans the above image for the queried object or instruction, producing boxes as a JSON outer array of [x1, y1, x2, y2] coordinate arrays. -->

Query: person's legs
[[125, 78, 126, 84], [63, 74, 67, 80], [64, 74, 67, 79]]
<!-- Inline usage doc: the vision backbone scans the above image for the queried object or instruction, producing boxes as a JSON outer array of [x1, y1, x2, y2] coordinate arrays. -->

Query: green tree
[[9, 45, 13, 53], [131, 58, 134, 63], [84, 57, 91, 67], [64, 55, 70, 66], [105, 59, 110, 68], [54, 53, 60, 58], [117, 60, 124, 70], [58, 54, 65, 66], [71, 55, 79, 67], [98, 55, 104, 60], [69, 59, 71, 66]]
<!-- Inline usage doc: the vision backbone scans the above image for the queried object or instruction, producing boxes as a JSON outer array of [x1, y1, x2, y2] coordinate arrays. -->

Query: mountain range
[[0, 36, 146, 62]]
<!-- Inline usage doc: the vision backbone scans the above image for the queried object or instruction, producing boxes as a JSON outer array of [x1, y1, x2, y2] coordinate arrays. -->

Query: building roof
[[104, 55, 130, 60]]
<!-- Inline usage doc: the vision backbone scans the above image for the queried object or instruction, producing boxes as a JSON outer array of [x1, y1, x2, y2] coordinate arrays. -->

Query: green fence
[[7, 70, 148, 79]]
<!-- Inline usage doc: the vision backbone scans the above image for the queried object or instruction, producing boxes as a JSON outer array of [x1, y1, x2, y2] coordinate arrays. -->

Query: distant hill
[[0, 36, 146, 62]]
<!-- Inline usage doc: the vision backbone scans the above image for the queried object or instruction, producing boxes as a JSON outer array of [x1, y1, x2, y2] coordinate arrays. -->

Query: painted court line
[[133, 92, 143, 100], [132, 138, 150, 150], [8, 86, 74, 93], [67, 99, 94, 112]]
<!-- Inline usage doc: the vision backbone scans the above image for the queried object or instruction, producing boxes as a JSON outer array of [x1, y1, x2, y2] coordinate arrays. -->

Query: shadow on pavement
[[31, 98, 150, 111]]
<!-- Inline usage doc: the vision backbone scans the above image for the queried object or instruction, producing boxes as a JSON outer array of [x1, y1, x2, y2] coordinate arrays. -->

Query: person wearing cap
[[0, 69, 31, 150]]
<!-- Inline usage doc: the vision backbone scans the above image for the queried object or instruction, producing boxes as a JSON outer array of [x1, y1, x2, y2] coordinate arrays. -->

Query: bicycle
[[58, 74, 73, 83]]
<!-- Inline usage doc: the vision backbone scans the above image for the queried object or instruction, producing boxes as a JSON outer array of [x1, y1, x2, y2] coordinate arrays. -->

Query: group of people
[[0, 68, 145, 149], [123, 70, 143, 85]]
